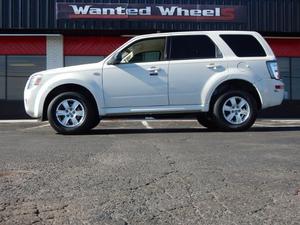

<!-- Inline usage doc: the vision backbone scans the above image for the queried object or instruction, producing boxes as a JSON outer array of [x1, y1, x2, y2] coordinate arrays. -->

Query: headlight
[[27, 74, 43, 89]]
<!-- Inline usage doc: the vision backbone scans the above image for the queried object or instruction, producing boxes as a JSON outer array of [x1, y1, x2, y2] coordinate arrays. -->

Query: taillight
[[267, 61, 280, 80]]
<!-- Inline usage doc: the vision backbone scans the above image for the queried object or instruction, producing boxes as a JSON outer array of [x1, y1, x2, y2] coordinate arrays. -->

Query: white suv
[[24, 31, 284, 134]]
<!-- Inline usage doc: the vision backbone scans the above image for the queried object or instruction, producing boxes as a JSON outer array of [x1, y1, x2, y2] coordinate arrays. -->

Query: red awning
[[0, 37, 46, 55], [0, 36, 299, 58], [266, 38, 300, 57], [64, 36, 128, 56]]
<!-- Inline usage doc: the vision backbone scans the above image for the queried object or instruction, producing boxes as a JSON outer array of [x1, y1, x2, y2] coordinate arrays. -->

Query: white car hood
[[39, 61, 104, 76]]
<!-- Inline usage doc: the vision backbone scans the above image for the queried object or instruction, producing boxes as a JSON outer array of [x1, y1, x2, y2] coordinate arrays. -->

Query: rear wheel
[[90, 117, 101, 130], [47, 92, 99, 134], [197, 113, 218, 130], [212, 90, 257, 131]]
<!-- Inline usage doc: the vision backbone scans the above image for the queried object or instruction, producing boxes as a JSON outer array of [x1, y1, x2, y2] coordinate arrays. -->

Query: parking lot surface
[[0, 119, 299, 225]]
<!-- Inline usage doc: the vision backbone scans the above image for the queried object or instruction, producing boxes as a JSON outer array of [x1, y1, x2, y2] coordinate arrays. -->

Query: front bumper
[[24, 81, 41, 118]]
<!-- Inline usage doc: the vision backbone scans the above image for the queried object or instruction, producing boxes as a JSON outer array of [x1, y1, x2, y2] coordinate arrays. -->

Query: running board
[[103, 105, 206, 116]]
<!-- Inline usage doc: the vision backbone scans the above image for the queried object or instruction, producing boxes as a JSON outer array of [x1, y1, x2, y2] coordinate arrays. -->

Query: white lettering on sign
[[69, 5, 221, 17], [70, 5, 91, 15], [139, 7, 151, 15], [70, 5, 151, 16], [156, 6, 178, 16]]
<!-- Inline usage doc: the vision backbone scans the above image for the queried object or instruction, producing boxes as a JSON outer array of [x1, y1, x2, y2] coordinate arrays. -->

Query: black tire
[[197, 113, 219, 130], [90, 117, 101, 130], [212, 90, 257, 131], [47, 92, 99, 134]]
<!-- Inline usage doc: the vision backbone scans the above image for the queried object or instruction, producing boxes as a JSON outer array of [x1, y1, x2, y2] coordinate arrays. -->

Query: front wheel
[[212, 90, 257, 131], [197, 113, 219, 130], [47, 92, 99, 134]]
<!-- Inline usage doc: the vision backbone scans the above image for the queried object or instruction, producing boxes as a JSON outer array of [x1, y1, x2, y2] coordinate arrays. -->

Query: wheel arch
[[207, 79, 262, 112], [42, 83, 99, 121]]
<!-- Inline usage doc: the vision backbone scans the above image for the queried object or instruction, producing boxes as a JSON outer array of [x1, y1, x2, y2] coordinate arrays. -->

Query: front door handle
[[206, 63, 222, 69], [147, 67, 160, 76]]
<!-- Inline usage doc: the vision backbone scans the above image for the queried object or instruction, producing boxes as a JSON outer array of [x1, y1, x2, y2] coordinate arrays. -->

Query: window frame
[[6, 55, 46, 78], [166, 35, 223, 61], [5, 55, 46, 100], [0, 55, 6, 99]]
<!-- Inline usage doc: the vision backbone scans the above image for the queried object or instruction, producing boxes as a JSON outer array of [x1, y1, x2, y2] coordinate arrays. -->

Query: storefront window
[[291, 58, 300, 100], [7, 56, 46, 100], [64, 56, 104, 67], [0, 56, 5, 99], [277, 57, 291, 99]]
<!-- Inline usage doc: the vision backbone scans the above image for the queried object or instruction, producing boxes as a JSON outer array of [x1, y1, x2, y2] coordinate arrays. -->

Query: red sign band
[[56, 3, 247, 23]]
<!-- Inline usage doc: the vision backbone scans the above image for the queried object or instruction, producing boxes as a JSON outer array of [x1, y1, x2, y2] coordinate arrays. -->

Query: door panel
[[103, 61, 169, 108], [168, 35, 227, 106], [169, 59, 227, 105]]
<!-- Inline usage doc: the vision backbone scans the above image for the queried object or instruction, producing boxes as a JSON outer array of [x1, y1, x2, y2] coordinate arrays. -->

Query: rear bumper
[[258, 79, 284, 109]]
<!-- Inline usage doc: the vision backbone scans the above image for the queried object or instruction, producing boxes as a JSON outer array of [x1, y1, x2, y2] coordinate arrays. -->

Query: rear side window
[[220, 34, 266, 57], [169, 35, 222, 60]]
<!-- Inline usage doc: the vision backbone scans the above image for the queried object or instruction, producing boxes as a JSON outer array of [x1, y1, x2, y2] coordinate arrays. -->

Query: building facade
[[0, 0, 300, 118]]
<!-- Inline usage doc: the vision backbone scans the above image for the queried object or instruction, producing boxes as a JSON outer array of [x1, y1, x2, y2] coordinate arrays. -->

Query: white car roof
[[133, 30, 260, 39]]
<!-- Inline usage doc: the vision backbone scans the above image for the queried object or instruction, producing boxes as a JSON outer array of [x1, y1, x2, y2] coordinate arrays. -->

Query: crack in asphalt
[[153, 144, 206, 223], [149, 205, 190, 224], [128, 170, 178, 191], [0, 199, 69, 225], [249, 198, 276, 215], [210, 192, 238, 225]]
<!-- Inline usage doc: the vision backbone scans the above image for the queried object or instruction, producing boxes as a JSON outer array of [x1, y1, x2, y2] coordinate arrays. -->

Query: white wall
[[46, 35, 63, 69]]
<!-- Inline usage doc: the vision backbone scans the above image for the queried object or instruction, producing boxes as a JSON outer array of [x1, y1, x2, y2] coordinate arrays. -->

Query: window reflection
[[0, 56, 6, 99], [7, 56, 46, 77], [64, 56, 103, 67], [277, 57, 290, 99], [6, 56, 46, 100], [291, 58, 300, 100]]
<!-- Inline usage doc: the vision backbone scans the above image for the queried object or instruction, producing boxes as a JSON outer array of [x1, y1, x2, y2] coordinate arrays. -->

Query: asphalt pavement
[[0, 119, 299, 225]]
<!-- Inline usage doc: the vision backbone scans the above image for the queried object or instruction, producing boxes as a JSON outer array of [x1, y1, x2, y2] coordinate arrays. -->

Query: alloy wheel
[[55, 99, 85, 128], [222, 96, 250, 125]]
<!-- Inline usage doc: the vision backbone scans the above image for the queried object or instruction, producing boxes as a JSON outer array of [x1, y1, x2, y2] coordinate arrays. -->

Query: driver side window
[[119, 38, 165, 64]]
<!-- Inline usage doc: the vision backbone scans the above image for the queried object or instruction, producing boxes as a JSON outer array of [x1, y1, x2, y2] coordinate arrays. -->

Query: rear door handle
[[147, 67, 161, 76]]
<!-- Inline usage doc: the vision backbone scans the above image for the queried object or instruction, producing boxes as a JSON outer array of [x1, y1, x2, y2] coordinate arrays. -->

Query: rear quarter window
[[220, 34, 267, 57]]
